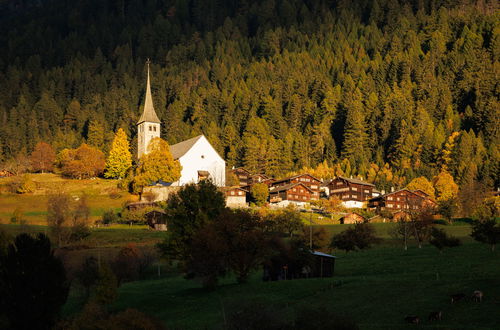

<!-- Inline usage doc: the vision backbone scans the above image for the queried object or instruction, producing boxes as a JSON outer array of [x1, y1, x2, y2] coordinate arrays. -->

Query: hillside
[[0, 0, 498, 189]]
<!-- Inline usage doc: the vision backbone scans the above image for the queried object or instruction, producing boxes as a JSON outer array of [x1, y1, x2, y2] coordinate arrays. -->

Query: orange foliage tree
[[58, 144, 105, 179], [30, 142, 56, 173]]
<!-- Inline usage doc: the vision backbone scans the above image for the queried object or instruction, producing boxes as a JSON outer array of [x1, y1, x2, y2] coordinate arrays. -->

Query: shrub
[[101, 209, 118, 225], [429, 227, 461, 253], [16, 174, 36, 194], [330, 223, 380, 252]]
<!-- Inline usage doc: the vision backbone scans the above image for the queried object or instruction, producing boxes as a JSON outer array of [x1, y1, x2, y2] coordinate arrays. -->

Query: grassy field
[[0, 173, 137, 225], [14, 223, 488, 329]]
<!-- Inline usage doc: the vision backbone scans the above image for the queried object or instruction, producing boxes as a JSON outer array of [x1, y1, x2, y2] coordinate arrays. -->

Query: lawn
[[50, 223, 500, 329], [0, 173, 137, 225]]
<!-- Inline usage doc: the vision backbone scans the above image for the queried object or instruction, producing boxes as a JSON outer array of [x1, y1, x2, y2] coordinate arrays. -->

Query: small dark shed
[[145, 210, 167, 231], [311, 251, 336, 278]]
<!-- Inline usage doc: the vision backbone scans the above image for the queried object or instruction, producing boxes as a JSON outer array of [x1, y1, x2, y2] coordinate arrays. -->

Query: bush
[[429, 227, 461, 253], [16, 174, 36, 194], [101, 209, 118, 225], [330, 223, 380, 252]]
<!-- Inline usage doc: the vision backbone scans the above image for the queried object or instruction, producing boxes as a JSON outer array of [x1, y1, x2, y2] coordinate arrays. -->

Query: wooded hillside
[[0, 0, 498, 188]]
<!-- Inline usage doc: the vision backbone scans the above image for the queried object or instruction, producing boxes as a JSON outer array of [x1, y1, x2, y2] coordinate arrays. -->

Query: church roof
[[137, 62, 161, 125], [169, 135, 204, 159]]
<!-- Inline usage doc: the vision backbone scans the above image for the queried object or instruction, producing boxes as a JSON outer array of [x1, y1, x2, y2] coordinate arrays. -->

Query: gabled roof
[[332, 176, 375, 187], [137, 63, 161, 125], [269, 182, 313, 193], [221, 186, 249, 193], [272, 173, 322, 185], [169, 135, 204, 159], [369, 188, 423, 201], [232, 167, 251, 174]]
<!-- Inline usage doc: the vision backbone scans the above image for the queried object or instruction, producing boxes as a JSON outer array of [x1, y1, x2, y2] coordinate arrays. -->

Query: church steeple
[[137, 60, 161, 159], [137, 60, 161, 124]]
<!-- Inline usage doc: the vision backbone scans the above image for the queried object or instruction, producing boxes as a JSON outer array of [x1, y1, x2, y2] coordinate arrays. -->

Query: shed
[[145, 209, 167, 231], [311, 251, 336, 278]]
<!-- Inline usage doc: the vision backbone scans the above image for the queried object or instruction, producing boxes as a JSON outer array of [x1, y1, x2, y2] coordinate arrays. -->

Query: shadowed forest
[[0, 0, 498, 189]]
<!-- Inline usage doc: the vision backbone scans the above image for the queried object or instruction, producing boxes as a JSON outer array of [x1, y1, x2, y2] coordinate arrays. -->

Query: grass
[[0, 173, 137, 225], [45, 223, 499, 329]]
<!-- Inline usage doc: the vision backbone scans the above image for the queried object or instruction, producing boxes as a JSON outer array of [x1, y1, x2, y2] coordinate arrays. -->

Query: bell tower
[[137, 60, 161, 159]]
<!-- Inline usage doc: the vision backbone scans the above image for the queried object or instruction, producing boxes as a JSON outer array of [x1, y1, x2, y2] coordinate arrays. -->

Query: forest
[[0, 0, 498, 189]]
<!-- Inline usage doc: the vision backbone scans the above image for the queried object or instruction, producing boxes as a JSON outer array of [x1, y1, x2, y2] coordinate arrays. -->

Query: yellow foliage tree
[[105, 128, 132, 179], [406, 176, 435, 199], [433, 171, 459, 201], [133, 138, 181, 192]]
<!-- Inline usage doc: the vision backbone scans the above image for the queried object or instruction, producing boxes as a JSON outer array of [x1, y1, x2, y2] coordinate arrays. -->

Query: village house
[[269, 182, 314, 206], [270, 174, 321, 201], [368, 189, 437, 212], [221, 186, 248, 208], [137, 62, 225, 187], [340, 212, 367, 224], [231, 167, 251, 186], [326, 176, 375, 208]]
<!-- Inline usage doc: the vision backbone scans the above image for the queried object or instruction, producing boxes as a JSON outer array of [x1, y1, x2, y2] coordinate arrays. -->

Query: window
[[238, 191, 243, 196], [397, 205, 401, 208], [153, 126, 157, 132], [352, 187, 358, 191], [293, 188, 296, 192], [388, 196, 393, 201], [311, 185, 317, 189], [387, 203, 393, 208], [352, 195, 357, 198], [397, 197, 400, 201], [364, 190, 369, 193], [336, 182, 342, 186], [149, 126, 152, 131], [303, 196, 306, 200]]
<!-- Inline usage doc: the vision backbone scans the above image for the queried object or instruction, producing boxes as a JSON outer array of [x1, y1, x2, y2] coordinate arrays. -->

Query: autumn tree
[[105, 128, 132, 179], [433, 171, 459, 202], [330, 223, 380, 252], [59, 144, 106, 179], [250, 183, 269, 206], [470, 219, 500, 252], [133, 138, 181, 192], [406, 176, 435, 199], [30, 142, 56, 173]]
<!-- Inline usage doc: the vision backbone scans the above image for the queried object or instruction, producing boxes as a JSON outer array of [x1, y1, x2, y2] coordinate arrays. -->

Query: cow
[[450, 293, 466, 303], [472, 290, 483, 302], [428, 311, 442, 321], [404, 316, 420, 324]]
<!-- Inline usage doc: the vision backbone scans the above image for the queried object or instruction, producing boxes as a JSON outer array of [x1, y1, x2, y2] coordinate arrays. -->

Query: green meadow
[[3, 223, 489, 329]]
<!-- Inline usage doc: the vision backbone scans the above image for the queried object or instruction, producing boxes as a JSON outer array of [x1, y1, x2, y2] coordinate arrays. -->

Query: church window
[[149, 126, 152, 131], [201, 155, 205, 159], [153, 126, 156, 132]]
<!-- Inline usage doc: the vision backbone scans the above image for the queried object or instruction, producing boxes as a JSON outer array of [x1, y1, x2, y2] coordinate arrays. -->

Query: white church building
[[137, 62, 225, 187]]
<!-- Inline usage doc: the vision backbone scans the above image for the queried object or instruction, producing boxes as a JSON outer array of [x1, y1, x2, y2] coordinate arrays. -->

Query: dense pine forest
[[0, 0, 498, 189]]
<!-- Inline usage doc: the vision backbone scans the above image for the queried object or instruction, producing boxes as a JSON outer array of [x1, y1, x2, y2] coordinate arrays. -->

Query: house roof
[[272, 173, 322, 185], [333, 176, 375, 187], [232, 167, 251, 174], [269, 182, 313, 193], [221, 186, 249, 193], [137, 63, 161, 124], [369, 188, 423, 202], [149, 180, 173, 187], [169, 135, 204, 159]]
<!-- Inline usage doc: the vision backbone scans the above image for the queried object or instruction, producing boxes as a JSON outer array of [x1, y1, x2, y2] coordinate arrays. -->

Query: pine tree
[[105, 128, 132, 179]]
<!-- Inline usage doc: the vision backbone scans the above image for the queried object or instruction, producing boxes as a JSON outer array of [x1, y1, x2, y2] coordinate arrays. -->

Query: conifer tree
[[105, 128, 132, 179]]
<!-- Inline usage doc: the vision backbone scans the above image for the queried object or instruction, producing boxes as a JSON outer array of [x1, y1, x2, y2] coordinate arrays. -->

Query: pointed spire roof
[[137, 60, 161, 125]]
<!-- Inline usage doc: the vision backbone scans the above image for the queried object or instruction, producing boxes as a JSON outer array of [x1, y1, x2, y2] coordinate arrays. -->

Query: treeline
[[0, 0, 498, 188]]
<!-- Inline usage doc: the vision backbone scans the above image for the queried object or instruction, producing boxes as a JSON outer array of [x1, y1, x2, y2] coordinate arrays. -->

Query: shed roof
[[311, 251, 337, 258]]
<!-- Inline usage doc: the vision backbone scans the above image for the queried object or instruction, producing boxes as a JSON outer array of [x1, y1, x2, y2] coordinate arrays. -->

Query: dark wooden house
[[269, 183, 313, 203], [221, 186, 248, 207], [270, 174, 321, 200], [368, 189, 437, 212], [326, 176, 375, 208], [145, 210, 167, 231], [231, 167, 251, 186]]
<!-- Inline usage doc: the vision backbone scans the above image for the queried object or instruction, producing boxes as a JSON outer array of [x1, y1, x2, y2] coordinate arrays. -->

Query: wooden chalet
[[368, 189, 437, 212], [326, 176, 375, 208], [340, 212, 366, 224], [269, 183, 313, 203], [270, 174, 321, 200], [221, 186, 248, 208], [231, 167, 251, 186], [249, 173, 274, 186]]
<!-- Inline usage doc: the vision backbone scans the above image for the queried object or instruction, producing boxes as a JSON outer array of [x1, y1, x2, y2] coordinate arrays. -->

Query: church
[[137, 63, 225, 187]]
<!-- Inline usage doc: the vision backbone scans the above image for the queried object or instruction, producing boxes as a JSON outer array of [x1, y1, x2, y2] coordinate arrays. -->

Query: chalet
[[222, 186, 248, 208], [340, 212, 366, 224], [269, 183, 313, 205], [270, 174, 321, 200], [368, 189, 437, 212], [231, 167, 251, 186], [137, 62, 225, 187], [249, 173, 274, 186], [326, 176, 375, 208]]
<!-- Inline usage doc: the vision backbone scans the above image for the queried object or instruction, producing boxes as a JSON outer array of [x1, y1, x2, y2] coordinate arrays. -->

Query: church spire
[[137, 59, 161, 124]]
